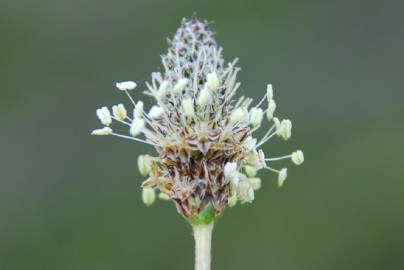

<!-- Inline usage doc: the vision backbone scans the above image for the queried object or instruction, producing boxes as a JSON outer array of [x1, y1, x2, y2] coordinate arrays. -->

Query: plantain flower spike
[[91, 17, 303, 223]]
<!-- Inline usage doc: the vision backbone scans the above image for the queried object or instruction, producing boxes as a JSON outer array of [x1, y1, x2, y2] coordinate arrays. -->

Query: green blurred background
[[1, 0, 403, 269]]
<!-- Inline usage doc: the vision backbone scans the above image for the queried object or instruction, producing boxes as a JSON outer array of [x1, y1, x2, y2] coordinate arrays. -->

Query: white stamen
[[243, 136, 257, 151], [291, 150, 304, 165], [278, 168, 287, 187], [244, 165, 257, 177], [96, 107, 112, 126], [227, 192, 238, 207], [266, 84, 273, 102], [237, 180, 254, 203], [266, 99, 276, 121], [230, 108, 247, 124], [112, 104, 127, 121], [130, 118, 145, 136], [158, 192, 171, 200], [138, 155, 151, 176], [133, 101, 144, 119], [249, 107, 264, 127], [249, 177, 262, 190], [142, 187, 156, 207], [255, 150, 266, 170], [148, 106, 164, 119], [91, 127, 112, 136], [224, 162, 239, 187], [278, 119, 292, 140], [116, 81, 137, 91], [273, 117, 281, 130]]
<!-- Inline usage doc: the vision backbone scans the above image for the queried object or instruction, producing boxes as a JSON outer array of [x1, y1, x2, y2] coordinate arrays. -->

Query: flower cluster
[[91, 17, 304, 222]]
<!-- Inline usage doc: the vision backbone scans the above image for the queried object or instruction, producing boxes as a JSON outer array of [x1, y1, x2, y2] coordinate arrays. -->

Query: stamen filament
[[111, 132, 157, 146], [265, 154, 292, 161], [125, 90, 136, 106]]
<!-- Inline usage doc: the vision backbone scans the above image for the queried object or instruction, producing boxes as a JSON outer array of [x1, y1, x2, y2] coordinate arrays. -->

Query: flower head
[[91, 17, 304, 222]]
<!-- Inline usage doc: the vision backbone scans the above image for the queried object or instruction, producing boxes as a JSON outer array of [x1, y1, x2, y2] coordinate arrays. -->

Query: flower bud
[[91, 127, 112, 136], [112, 104, 127, 121], [206, 72, 220, 91], [116, 81, 137, 91], [291, 150, 304, 165], [156, 81, 171, 100], [172, 78, 188, 94], [142, 187, 156, 207], [197, 87, 211, 106], [182, 97, 195, 117], [96, 107, 112, 126]]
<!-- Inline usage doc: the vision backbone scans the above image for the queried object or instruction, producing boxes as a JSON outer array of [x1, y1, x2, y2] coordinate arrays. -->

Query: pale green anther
[[279, 119, 292, 140], [230, 108, 246, 124], [142, 187, 156, 207], [133, 101, 144, 119], [137, 155, 151, 176], [291, 150, 304, 165], [249, 107, 264, 127], [237, 180, 254, 203], [245, 165, 257, 177], [112, 104, 127, 121], [91, 127, 113, 136], [278, 168, 288, 187], [227, 192, 238, 207], [266, 84, 273, 102], [96, 106, 112, 126], [249, 177, 262, 191], [266, 99, 276, 121], [158, 192, 170, 200], [130, 118, 145, 136]]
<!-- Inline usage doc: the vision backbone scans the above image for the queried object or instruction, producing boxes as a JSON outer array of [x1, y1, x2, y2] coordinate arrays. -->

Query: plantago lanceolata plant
[[92, 17, 304, 270]]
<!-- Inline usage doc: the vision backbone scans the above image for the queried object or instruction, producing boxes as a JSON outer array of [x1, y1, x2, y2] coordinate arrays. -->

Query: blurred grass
[[1, 0, 403, 269]]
